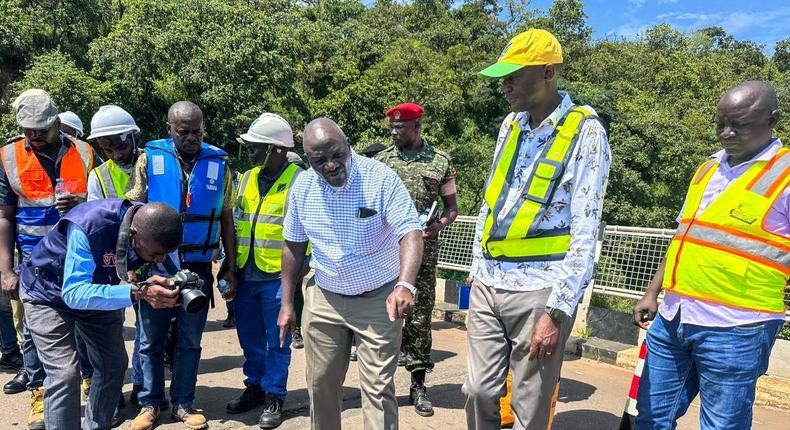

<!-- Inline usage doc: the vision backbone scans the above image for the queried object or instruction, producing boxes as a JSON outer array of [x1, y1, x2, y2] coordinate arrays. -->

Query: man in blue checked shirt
[[277, 118, 424, 430], [18, 200, 183, 430]]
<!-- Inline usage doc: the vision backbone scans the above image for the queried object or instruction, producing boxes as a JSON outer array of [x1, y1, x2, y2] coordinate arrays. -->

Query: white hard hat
[[239, 113, 294, 148], [58, 111, 84, 137], [87, 105, 140, 140]]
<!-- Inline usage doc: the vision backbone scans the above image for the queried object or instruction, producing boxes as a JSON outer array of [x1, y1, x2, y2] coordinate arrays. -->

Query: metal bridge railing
[[437, 217, 790, 321]]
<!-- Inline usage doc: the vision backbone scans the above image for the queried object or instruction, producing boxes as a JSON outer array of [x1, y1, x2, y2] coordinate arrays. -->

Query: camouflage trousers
[[402, 243, 438, 373]]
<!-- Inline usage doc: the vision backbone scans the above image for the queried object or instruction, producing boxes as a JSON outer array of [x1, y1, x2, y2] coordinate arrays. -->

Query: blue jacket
[[144, 139, 227, 263], [19, 199, 142, 310]]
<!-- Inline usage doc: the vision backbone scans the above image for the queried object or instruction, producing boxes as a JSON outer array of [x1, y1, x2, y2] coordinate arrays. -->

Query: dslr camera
[[169, 269, 207, 313]]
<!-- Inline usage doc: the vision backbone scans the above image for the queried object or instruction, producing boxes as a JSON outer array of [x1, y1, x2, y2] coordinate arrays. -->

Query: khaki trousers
[[11, 298, 24, 347], [303, 278, 401, 430], [463, 279, 574, 430]]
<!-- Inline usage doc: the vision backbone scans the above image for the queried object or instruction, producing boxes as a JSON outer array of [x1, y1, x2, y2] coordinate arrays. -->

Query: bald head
[[131, 202, 183, 251], [168, 101, 203, 123], [715, 81, 779, 166], [303, 118, 347, 153], [719, 81, 778, 114], [303, 118, 352, 187], [166, 101, 204, 157]]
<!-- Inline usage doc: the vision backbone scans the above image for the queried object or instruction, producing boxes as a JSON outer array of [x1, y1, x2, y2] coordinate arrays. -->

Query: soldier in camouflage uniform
[[375, 102, 458, 417]]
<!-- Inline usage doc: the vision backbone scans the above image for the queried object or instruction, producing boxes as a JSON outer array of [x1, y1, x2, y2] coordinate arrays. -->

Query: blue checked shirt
[[283, 153, 422, 295], [470, 92, 611, 316]]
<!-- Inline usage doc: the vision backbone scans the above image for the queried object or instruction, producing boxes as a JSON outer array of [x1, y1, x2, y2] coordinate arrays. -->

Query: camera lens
[[181, 288, 208, 313]]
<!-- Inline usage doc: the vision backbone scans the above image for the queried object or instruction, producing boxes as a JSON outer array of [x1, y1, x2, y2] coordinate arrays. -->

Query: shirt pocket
[[421, 170, 443, 190], [421, 170, 443, 199], [20, 169, 51, 197], [350, 213, 384, 255]]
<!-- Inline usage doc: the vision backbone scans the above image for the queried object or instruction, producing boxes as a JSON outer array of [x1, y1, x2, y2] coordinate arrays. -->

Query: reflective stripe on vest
[[662, 147, 790, 313], [0, 137, 92, 254], [236, 164, 301, 272], [145, 139, 227, 263], [94, 160, 129, 199], [480, 106, 597, 261]]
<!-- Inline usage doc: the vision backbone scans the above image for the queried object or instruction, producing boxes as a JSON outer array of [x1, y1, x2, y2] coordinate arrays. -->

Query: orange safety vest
[[0, 136, 93, 254]]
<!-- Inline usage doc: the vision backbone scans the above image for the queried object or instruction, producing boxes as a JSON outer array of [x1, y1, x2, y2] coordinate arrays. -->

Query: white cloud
[[605, 22, 651, 39], [649, 6, 790, 48], [657, 0, 680, 4], [628, 0, 646, 7]]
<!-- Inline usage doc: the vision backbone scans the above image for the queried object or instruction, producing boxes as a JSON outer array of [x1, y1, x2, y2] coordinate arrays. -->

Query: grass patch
[[590, 293, 638, 314]]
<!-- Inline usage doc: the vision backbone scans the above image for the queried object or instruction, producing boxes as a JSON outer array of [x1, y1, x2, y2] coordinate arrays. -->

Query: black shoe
[[291, 328, 304, 349], [0, 352, 23, 371], [349, 348, 357, 362], [3, 368, 28, 394], [227, 384, 266, 414], [118, 393, 125, 409], [111, 407, 124, 428], [409, 385, 434, 417], [222, 316, 236, 328], [258, 394, 284, 429], [129, 384, 142, 405], [397, 351, 406, 367]]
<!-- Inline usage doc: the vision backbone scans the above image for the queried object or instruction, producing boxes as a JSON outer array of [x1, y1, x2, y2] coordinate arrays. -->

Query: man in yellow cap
[[464, 29, 611, 429]]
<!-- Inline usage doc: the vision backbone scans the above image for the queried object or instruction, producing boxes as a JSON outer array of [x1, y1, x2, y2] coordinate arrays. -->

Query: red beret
[[385, 102, 424, 121]]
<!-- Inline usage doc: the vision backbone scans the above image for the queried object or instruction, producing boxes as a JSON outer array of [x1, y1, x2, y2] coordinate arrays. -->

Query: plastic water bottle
[[218, 279, 234, 302], [54, 178, 68, 215]]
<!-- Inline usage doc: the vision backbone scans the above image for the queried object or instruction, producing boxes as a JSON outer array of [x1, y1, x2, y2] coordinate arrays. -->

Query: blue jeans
[[636, 313, 783, 430], [235, 278, 291, 398], [137, 264, 212, 408], [0, 293, 20, 357], [131, 310, 143, 386]]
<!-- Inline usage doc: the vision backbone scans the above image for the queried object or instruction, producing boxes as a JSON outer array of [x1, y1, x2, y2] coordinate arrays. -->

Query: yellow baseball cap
[[479, 29, 563, 78]]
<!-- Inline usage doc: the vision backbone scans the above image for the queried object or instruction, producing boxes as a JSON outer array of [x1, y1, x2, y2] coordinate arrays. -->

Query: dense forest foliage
[[2, 0, 789, 227]]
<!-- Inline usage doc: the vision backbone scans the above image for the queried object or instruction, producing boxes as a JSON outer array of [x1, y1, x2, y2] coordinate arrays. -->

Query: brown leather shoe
[[131, 406, 159, 430], [28, 387, 45, 430], [172, 405, 208, 429]]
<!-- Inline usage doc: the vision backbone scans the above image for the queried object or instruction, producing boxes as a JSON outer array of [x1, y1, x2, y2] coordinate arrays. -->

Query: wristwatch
[[395, 281, 419, 303], [544, 306, 567, 323]]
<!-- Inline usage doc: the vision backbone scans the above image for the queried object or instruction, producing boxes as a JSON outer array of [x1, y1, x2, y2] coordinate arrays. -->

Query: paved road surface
[[1, 304, 788, 429]]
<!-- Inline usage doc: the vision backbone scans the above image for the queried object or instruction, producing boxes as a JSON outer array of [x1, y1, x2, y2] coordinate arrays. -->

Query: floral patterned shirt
[[470, 92, 611, 316]]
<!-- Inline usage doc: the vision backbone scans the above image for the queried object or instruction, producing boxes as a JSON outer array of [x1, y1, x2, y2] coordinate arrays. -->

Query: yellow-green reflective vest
[[662, 147, 790, 314], [236, 163, 302, 273], [481, 106, 598, 261], [93, 159, 129, 199]]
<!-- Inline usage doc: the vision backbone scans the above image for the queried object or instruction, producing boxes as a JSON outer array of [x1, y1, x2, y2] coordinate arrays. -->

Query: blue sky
[[527, 0, 790, 52]]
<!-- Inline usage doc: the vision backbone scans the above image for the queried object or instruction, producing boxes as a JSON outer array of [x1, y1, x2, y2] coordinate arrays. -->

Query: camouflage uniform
[[376, 141, 455, 372]]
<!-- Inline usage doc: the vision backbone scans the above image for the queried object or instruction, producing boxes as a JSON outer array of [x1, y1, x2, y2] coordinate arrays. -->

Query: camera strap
[[116, 202, 140, 283]]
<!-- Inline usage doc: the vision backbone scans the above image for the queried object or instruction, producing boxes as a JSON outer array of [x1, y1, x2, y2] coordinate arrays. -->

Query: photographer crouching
[[18, 199, 184, 429]]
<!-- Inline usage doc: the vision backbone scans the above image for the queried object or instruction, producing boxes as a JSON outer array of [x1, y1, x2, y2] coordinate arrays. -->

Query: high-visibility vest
[[662, 147, 790, 313], [0, 136, 93, 255], [481, 106, 599, 261], [236, 163, 301, 273], [145, 139, 227, 263], [93, 159, 129, 199]]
